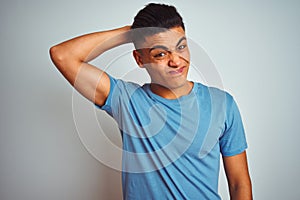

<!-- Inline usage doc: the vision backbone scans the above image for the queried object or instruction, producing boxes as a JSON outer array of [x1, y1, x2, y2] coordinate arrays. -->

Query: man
[[50, 3, 252, 200]]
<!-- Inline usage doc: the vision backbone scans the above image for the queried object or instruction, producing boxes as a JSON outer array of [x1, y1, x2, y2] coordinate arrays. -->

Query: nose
[[168, 51, 181, 68]]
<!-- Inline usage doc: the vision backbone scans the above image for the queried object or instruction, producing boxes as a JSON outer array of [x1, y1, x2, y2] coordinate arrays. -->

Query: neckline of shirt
[[142, 82, 200, 105]]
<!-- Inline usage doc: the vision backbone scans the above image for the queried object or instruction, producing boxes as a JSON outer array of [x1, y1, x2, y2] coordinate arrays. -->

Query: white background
[[0, 0, 299, 199]]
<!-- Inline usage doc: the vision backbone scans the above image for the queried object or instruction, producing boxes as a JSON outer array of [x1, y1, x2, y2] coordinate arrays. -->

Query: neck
[[150, 81, 194, 99]]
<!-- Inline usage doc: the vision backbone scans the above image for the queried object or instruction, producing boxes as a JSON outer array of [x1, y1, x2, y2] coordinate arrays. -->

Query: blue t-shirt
[[99, 75, 248, 200]]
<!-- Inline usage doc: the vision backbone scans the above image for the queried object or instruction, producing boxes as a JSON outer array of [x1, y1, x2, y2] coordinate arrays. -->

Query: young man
[[50, 3, 252, 200]]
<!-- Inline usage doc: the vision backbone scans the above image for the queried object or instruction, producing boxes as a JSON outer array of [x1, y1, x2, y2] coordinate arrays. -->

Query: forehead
[[141, 27, 186, 49]]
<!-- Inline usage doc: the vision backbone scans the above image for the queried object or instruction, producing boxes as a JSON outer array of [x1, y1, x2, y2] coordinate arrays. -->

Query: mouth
[[168, 66, 186, 76]]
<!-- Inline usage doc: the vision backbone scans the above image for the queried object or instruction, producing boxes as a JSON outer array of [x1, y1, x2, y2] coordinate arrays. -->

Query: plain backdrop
[[1, 0, 300, 199]]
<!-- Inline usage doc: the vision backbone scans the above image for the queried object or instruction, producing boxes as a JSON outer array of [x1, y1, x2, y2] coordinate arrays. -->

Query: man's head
[[131, 3, 191, 93]]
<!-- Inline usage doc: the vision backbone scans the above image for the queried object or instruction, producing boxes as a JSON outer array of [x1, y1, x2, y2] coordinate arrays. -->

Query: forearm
[[50, 25, 131, 63], [229, 182, 252, 200], [50, 26, 131, 86]]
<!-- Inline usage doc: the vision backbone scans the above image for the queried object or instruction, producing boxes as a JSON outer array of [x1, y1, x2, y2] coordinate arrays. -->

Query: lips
[[169, 66, 185, 75]]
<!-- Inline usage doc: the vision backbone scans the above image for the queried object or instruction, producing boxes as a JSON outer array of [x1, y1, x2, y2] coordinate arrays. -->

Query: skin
[[50, 25, 252, 200], [133, 26, 193, 99], [49, 26, 131, 107], [223, 152, 253, 199]]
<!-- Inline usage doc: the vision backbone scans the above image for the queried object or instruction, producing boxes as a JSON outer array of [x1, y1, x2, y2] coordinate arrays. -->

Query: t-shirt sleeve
[[95, 74, 120, 117], [219, 94, 248, 157]]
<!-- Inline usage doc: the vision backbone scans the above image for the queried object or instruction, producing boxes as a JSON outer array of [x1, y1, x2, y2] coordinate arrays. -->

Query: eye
[[153, 51, 167, 58], [177, 44, 187, 50]]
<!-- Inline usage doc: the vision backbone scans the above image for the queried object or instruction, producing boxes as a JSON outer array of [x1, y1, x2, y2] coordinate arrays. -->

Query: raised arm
[[49, 26, 131, 106], [223, 151, 253, 200]]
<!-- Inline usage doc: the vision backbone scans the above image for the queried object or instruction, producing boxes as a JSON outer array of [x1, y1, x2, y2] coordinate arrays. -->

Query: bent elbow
[[49, 45, 64, 65]]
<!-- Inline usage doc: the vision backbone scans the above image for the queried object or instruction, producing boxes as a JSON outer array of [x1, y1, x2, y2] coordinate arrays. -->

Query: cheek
[[145, 60, 168, 70], [145, 64, 167, 77], [180, 51, 190, 62]]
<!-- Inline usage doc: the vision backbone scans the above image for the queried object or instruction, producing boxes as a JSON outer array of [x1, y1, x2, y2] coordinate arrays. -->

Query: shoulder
[[193, 82, 240, 118], [194, 82, 232, 103], [107, 74, 142, 94]]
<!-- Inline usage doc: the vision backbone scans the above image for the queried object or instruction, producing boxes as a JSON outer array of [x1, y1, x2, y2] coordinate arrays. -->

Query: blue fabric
[[98, 75, 248, 200]]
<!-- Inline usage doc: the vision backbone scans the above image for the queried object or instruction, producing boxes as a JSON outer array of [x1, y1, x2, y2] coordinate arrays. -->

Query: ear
[[133, 50, 145, 68]]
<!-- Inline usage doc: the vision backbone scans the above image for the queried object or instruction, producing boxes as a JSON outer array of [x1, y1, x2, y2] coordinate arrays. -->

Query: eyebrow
[[149, 36, 187, 53]]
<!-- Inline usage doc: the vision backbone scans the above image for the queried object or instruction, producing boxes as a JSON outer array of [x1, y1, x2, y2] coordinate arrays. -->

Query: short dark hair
[[131, 3, 185, 30], [131, 3, 185, 48]]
